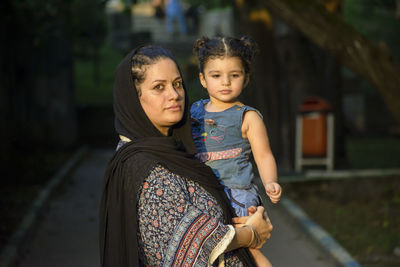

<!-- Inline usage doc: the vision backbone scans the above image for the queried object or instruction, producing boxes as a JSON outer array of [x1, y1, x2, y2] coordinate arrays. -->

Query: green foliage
[[9, 0, 108, 57], [10, 0, 73, 45], [71, 0, 108, 58], [343, 0, 400, 63], [74, 42, 123, 105]]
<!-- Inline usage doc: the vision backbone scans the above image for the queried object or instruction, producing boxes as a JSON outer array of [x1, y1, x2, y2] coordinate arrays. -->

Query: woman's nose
[[167, 85, 180, 100]]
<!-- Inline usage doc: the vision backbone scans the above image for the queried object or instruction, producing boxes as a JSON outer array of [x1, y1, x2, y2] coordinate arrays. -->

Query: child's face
[[200, 56, 248, 106]]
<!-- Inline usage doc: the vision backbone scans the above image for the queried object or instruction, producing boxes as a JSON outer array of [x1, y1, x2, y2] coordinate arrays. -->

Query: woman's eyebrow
[[151, 79, 166, 84]]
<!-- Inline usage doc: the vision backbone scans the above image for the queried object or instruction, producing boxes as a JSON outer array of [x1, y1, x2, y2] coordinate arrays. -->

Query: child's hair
[[193, 36, 259, 74], [131, 45, 178, 95]]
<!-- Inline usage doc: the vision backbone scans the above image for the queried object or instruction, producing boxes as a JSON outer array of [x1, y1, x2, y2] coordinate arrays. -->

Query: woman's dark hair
[[131, 45, 178, 95], [193, 36, 259, 74]]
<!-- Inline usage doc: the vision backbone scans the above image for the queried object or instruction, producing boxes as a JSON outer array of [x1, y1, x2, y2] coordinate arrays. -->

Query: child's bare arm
[[242, 110, 282, 203]]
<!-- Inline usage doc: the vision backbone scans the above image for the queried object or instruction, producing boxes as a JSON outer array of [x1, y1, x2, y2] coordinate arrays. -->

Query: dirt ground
[[283, 175, 400, 267]]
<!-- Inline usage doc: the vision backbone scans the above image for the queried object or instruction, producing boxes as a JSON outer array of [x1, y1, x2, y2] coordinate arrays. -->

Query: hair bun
[[240, 35, 258, 62], [193, 36, 210, 53]]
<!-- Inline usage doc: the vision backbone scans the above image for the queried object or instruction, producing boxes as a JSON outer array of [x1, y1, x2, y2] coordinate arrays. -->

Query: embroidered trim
[[208, 224, 235, 267], [164, 208, 220, 267], [173, 215, 215, 266], [196, 148, 242, 163], [163, 208, 201, 266]]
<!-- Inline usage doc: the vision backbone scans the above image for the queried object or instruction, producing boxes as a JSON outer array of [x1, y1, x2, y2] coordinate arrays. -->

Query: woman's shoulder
[[143, 165, 208, 199], [146, 164, 175, 178], [144, 164, 186, 187]]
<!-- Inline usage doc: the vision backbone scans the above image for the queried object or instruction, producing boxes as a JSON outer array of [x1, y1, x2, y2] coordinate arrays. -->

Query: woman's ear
[[199, 73, 207, 89]]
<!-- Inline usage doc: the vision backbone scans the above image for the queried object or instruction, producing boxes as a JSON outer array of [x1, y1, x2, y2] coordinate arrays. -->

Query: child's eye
[[232, 73, 240, 78], [211, 74, 220, 78]]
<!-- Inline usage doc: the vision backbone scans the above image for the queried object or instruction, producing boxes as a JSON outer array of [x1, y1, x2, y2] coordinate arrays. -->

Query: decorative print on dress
[[138, 165, 241, 266], [196, 147, 242, 163], [163, 208, 219, 267], [192, 118, 226, 144]]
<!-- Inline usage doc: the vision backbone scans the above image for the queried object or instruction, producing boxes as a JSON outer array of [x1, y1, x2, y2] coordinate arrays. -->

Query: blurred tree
[[234, 0, 400, 170], [0, 0, 108, 153], [234, 0, 347, 170], [397, 0, 400, 19], [1, 0, 77, 150], [262, 0, 400, 123], [71, 0, 107, 89]]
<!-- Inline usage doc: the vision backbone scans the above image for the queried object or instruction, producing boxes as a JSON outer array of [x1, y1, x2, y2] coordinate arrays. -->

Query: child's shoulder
[[190, 99, 209, 111], [239, 104, 263, 118], [191, 99, 207, 107], [190, 99, 209, 118]]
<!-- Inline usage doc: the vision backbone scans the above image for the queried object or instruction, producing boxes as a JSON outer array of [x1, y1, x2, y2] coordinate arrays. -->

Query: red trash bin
[[300, 97, 332, 156]]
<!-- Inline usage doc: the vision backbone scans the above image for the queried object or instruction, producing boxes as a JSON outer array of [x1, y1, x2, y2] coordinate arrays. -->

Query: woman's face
[[138, 58, 185, 136]]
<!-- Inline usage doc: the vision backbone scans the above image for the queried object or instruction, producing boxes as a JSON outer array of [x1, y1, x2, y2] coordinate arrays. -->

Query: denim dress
[[191, 99, 262, 216]]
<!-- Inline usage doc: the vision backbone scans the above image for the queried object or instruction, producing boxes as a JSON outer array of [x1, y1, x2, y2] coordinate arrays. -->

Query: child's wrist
[[264, 180, 278, 185]]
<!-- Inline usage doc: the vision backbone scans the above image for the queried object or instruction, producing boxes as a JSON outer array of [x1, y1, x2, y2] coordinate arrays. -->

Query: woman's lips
[[166, 105, 182, 111]]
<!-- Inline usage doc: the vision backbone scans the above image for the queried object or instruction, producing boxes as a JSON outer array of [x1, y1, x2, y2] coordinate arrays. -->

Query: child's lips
[[220, 89, 232, 94]]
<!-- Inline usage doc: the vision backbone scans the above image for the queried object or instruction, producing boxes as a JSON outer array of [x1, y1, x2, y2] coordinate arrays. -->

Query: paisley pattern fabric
[[137, 165, 243, 266]]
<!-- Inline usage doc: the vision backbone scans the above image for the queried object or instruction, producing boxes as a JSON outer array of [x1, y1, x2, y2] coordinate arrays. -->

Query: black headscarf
[[99, 46, 256, 266]]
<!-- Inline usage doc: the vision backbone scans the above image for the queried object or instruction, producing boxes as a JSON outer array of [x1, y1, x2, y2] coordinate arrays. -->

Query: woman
[[99, 45, 273, 266]]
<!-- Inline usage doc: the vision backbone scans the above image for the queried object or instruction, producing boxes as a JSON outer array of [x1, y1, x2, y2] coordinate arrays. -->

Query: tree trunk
[[262, 0, 400, 122]]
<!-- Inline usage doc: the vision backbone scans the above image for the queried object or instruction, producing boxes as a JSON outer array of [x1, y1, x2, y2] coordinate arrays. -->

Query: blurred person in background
[[165, 0, 187, 35]]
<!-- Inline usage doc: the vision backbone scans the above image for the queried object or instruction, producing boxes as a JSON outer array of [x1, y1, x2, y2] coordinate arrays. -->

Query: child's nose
[[222, 76, 230, 86]]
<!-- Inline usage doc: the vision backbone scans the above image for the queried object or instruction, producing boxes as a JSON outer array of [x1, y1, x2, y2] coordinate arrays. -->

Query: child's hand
[[265, 182, 282, 204]]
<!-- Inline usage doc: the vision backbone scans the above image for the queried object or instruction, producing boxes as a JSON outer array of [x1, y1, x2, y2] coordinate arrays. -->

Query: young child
[[190, 36, 282, 266]]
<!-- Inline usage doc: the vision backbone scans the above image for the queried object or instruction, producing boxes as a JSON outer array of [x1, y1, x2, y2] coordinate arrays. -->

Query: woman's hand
[[232, 206, 269, 227], [232, 206, 273, 249]]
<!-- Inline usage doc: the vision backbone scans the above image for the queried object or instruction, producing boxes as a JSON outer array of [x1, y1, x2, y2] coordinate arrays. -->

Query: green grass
[[346, 137, 400, 169], [74, 42, 123, 105], [285, 136, 400, 265], [284, 176, 400, 266]]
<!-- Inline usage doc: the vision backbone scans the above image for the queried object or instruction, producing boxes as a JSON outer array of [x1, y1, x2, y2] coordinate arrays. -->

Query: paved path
[[16, 149, 337, 267], [260, 196, 336, 266]]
